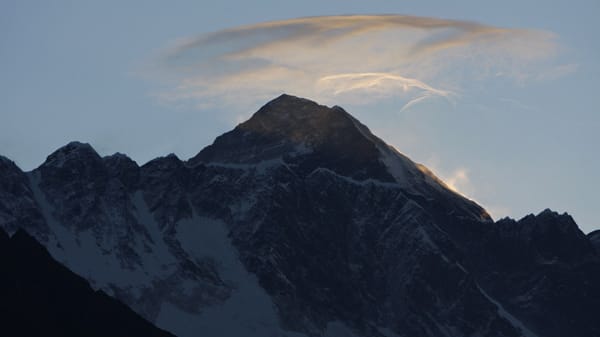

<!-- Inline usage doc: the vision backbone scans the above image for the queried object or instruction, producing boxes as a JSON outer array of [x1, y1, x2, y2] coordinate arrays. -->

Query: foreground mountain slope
[[0, 227, 174, 337], [0, 94, 598, 337]]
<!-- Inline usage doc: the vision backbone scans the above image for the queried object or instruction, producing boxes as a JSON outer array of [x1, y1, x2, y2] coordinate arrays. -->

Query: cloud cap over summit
[[152, 14, 563, 110]]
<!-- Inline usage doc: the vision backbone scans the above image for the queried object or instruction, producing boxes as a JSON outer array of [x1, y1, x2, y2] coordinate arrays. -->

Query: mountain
[[0, 227, 174, 337], [589, 230, 600, 253], [1, 94, 599, 337]]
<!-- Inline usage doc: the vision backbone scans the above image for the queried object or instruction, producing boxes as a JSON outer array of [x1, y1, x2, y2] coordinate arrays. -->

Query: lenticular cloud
[[150, 15, 561, 111]]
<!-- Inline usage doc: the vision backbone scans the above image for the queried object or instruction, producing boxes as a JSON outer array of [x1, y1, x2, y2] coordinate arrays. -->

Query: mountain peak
[[0, 155, 20, 171], [194, 93, 365, 154], [242, 93, 353, 142], [59, 141, 94, 152], [267, 93, 316, 106], [42, 141, 101, 169], [190, 94, 428, 182], [536, 208, 571, 219], [187, 94, 491, 222], [259, 93, 341, 118], [188, 94, 400, 181], [0, 155, 13, 164]]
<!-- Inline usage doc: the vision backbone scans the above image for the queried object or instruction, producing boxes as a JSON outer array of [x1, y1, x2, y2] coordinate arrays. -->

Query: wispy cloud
[[423, 160, 510, 221], [444, 168, 471, 195], [148, 14, 565, 111], [423, 155, 474, 199]]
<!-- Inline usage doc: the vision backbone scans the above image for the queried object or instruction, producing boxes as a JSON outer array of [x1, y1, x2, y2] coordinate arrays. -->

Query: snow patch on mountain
[[307, 167, 398, 188], [28, 173, 163, 288], [477, 285, 538, 337], [156, 213, 305, 337], [206, 157, 286, 175], [131, 191, 178, 273]]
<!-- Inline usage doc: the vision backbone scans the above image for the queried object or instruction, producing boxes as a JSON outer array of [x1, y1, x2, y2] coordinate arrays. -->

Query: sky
[[1, 0, 599, 233]]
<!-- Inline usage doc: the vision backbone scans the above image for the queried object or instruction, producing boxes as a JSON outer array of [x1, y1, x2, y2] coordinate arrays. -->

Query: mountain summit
[[1, 94, 599, 337], [189, 94, 394, 181], [191, 94, 488, 221], [191, 94, 418, 180]]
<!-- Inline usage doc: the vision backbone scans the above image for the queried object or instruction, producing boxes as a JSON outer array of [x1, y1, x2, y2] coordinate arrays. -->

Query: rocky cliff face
[[458, 210, 600, 337], [1, 94, 598, 337]]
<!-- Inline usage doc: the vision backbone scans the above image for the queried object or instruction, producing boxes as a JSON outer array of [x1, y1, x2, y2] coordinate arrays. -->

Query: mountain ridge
[[0, 94, 598, 337]]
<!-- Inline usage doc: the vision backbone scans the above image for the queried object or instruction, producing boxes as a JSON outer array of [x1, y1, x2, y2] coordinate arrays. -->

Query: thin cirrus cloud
[[150, 14, 565, 111]]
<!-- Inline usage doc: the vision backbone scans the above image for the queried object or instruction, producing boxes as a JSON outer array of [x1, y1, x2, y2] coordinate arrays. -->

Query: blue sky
[[1, 0, 599, 232]]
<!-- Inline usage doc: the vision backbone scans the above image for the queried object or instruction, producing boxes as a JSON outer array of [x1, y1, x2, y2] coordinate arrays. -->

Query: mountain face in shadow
[[0, 227, 174, 337], [1, 94, 599, 337]]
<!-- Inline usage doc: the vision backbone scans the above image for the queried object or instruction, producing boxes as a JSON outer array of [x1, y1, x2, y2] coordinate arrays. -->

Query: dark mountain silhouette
[[0, 227, 175, 337]]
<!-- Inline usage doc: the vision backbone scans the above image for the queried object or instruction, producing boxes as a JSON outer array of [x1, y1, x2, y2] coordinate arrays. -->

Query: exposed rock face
[[457, 210, 600, 337], [1, 94, 598, 337], [0, 156, 48, 240]]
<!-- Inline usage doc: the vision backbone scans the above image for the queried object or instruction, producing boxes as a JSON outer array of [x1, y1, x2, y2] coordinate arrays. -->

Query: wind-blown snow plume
[[149, 15, 563, 111]]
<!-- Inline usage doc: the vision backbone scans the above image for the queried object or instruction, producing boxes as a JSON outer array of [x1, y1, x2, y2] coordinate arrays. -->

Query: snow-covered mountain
[[1, 94, 599, 337]]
